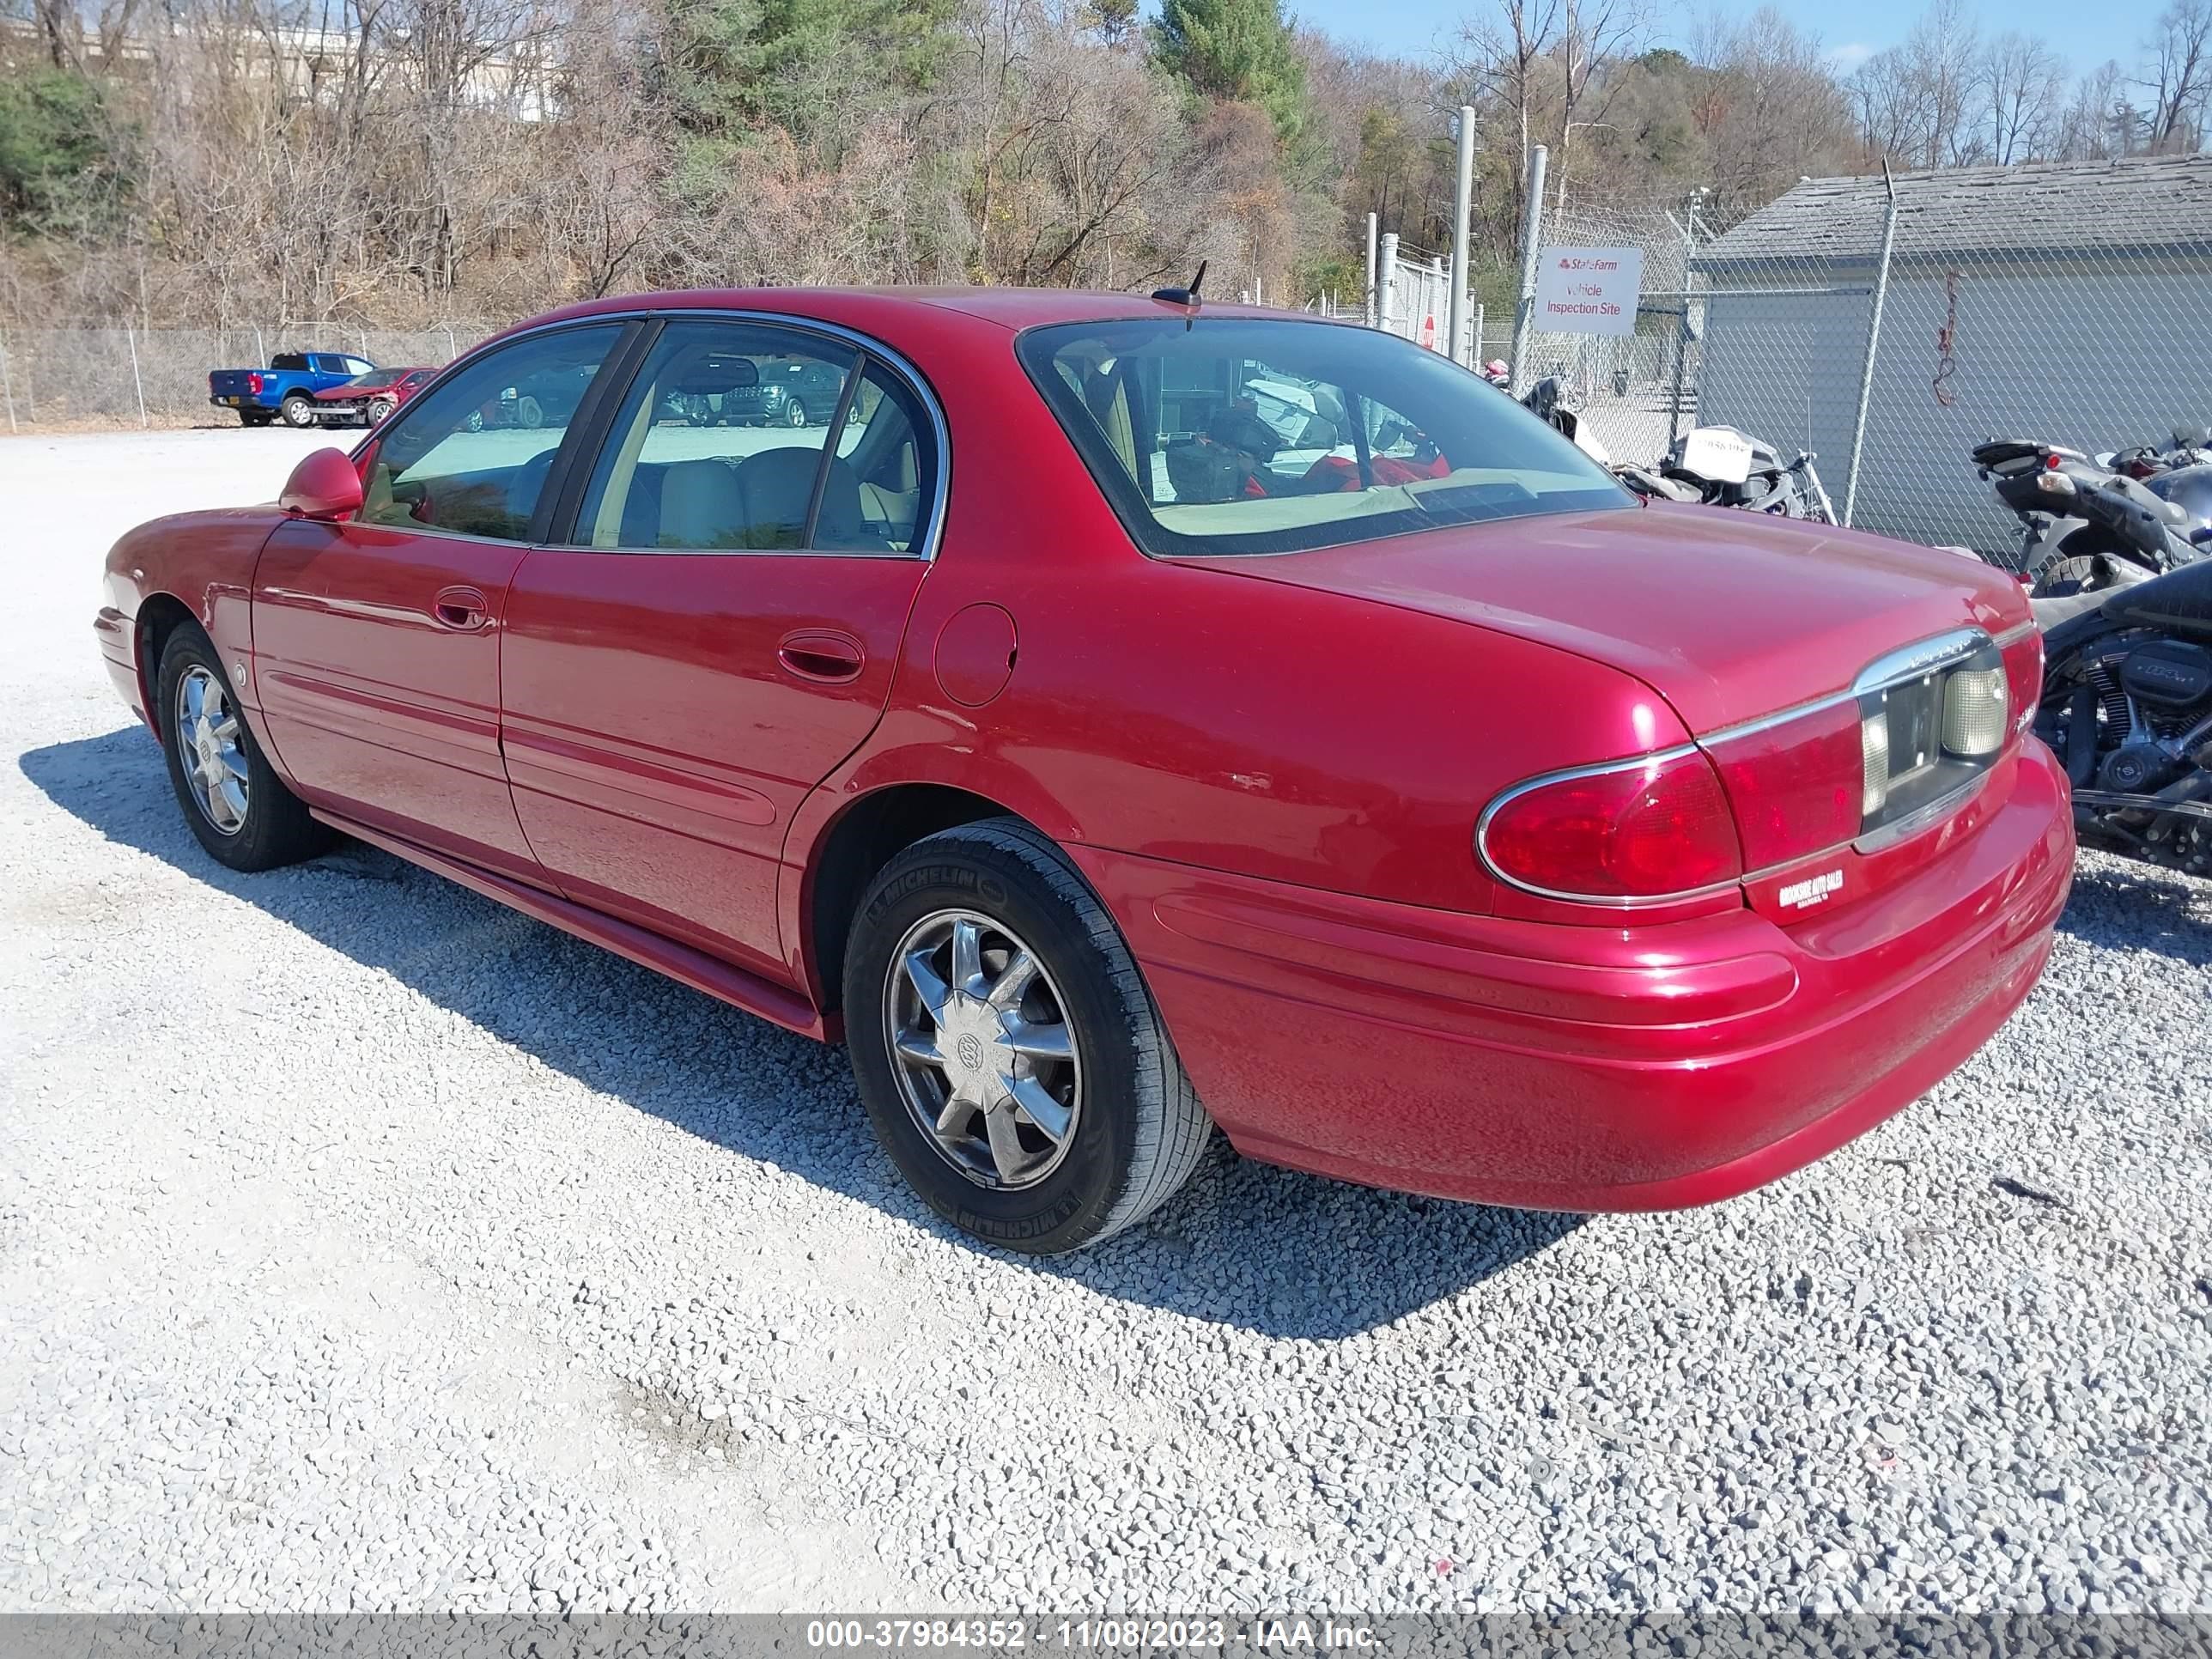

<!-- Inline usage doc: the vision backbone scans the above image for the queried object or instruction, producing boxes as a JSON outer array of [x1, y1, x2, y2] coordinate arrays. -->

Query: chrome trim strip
[[1474, 744, 1744, 909], [1852, 626, 1990, 693], [350, 306, 954, 564], [1992, 618, 2038, 647], [1698, 626, 2005, 752], [1699, 688, 1857, 750]]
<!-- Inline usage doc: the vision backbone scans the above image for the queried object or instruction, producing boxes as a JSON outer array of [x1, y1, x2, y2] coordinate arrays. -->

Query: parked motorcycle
[[2103, 425, 2212, 478], [1649, 423, 1836, 523], [1520, 379, 1836, 524], [1972, 439, 2211, 579], [2033, 557, 2212, 878]]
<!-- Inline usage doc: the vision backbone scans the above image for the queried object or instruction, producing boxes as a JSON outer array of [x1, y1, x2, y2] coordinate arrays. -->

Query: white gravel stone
[[2, 428, 2209, 1615]]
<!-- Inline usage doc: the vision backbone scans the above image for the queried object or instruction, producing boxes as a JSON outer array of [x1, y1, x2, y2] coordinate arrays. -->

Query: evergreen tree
[[1152, 0, 1310, 148]]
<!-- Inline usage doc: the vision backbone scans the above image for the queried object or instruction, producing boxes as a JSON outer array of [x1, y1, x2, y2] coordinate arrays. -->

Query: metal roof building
[[1691, 154, 2212, 556]]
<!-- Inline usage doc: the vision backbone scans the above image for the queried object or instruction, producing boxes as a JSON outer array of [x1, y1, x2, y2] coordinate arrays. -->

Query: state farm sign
[[1533, 246, 1644, 337]]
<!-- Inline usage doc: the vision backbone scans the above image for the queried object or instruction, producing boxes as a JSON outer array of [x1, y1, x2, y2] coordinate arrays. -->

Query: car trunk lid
[[1180, 502, 2027, 736]]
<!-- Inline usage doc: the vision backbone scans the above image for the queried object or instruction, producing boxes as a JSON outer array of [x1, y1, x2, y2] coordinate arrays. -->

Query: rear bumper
[[1073, 738, 2075, 1212]]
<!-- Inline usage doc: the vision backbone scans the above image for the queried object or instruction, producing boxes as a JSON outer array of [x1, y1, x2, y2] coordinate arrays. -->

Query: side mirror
[[280, 447, 364, 521]]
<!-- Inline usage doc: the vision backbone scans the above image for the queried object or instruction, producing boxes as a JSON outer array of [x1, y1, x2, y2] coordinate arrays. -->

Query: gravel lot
[[3, 427, 2209, 1617]]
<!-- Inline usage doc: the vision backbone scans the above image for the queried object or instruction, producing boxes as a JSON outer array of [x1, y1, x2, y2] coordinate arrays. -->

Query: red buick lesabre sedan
[[94, 289, 2074, 1252]]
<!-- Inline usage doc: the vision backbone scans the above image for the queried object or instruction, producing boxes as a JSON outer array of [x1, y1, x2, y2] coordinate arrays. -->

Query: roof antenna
[[1152, 259, 1207, 324]]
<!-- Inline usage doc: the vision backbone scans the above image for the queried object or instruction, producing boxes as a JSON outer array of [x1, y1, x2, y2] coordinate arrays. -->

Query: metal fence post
[[1508, 145, 1549, 392], [444, 326, 457, 362], [1448, 106, 1476, 367], [1378, 231, 1400, 335], [1472, 303, 1485, 366], [1667, 196, 1699, 443], [1842, 162, 1900, 530], [254, 325, 265, 368], [125, 325, 149, 428], [1364, 216, 1379, 328], [0, 332, 15, 433]]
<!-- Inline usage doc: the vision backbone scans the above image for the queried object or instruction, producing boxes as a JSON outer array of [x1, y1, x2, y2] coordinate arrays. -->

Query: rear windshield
[[1016, 316, 1630, 558]]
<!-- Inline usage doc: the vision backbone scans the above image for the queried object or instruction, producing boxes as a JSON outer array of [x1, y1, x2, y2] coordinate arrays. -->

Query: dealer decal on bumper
[[1778, 870, 1844, 910]]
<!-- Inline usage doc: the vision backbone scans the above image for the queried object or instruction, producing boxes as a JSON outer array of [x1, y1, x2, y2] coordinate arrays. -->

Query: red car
[[93, 289, 2073, 1254], [311, 366, 434, 428]]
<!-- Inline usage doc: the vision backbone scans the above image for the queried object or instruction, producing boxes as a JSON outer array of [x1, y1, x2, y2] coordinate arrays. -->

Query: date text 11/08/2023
[[804, 1620, 1382, 1650]]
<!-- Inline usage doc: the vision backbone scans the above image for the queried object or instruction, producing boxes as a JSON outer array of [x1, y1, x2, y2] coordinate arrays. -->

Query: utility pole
[[1447, 106, 1477, 368]]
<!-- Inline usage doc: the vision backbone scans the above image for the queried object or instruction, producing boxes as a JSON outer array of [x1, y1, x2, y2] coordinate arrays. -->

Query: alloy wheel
[[885, 908, 1081, 1189], [175, 665, 250, 836]]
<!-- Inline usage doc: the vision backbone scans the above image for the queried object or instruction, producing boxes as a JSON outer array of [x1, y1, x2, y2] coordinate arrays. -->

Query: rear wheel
[[155, 626, 331, 872], [516, 394, 545, 429], [786, 398, 809, 428], [239, 409, 274, 428], [279, 392, 316, 428], [843, 818, 1212, 1254]]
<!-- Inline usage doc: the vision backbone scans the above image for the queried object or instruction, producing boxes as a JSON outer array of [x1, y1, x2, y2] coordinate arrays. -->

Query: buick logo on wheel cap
[[957, 1032, 984, 1072]]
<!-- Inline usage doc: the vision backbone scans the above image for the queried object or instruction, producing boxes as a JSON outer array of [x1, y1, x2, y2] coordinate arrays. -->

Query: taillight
[[1478, 748, 1743, 903], [248, 372, 264, 396], [1999, 626, 2042, 737], [1703, 699, 1865, 872]]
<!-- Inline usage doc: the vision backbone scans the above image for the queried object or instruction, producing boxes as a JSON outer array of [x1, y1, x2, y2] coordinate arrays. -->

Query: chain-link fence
[[1507, 155, 2212, 560], [1696, 157, 2212, 559], [0, 324, 498, 428]]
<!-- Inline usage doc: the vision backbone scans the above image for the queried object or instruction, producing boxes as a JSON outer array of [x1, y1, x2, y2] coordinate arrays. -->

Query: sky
[[1288, 0, 2156, 85]]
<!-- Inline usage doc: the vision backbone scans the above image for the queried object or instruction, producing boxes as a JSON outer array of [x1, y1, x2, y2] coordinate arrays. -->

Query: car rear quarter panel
[[782, 307, 1703, 993]]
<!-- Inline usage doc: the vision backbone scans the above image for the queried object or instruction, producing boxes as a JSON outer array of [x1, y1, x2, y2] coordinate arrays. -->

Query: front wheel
[[365, 397, 396, 427], [156, 626, 332, 872], [843, 819, 1212, 1254]]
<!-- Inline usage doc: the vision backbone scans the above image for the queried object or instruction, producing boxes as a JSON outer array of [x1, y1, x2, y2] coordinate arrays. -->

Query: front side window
[[574, 320, 932, 554], [359, 324, 622, 542], [1018, 316, 1630, 558]]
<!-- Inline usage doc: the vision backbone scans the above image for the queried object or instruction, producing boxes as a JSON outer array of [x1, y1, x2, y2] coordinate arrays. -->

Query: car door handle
[[777, 630, 866, 684], [433, 586, 491, 631]]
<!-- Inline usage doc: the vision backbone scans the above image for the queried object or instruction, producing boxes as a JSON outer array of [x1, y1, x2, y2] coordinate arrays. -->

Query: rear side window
[[571, 319, 934, 555], [271, 354, 308, 371], [1017, 316, 1628, 558], [359, 324, 622, 542]]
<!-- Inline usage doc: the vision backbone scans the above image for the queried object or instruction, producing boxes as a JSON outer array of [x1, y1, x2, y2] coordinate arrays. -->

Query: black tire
[[365, 397, 395, 427], [786, 398, 809, 428], [155, 625, 331, 872], [843, 817, 1211, 1254], [279, 392, 316, 428], [240, 409, 274, 428]]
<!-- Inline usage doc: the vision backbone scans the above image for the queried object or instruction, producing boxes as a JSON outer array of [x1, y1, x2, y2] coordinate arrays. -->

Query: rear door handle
[[433, 585, 491, 631], [777, 630, 865, 684]]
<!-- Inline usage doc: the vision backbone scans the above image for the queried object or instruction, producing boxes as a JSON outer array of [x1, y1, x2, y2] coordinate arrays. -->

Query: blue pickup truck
[[208, 351, 379, 428]]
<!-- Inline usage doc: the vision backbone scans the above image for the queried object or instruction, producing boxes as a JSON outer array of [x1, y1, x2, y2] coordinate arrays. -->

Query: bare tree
[[2057, 58, 2130, 158], [1978, 32, 2065, 162], [2142, 0, 2212, 153], [1449, 0, 1561, 227], [1553, 0, 1650, 205], [1851, 0, 1979, 166]]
